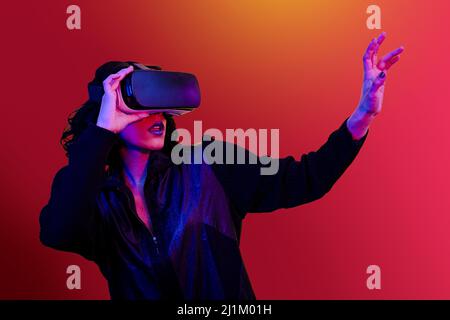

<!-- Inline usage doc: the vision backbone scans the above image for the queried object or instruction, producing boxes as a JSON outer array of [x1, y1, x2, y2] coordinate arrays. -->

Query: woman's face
[[119, 112, 167, 151]]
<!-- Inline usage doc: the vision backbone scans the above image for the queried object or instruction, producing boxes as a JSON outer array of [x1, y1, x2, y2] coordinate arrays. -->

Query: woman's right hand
[[96, 65, 153, 134]]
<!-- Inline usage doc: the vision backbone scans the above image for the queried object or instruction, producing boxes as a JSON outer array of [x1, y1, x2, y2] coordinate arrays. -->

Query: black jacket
[[39, 118, 367, 300]]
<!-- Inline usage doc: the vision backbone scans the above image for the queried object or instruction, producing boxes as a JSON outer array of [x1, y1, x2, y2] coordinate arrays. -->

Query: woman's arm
[[39, 123, 118, 260], [39, 65, 153, 260], [211, 32, 404, 219], [210, 118, 367, 218]]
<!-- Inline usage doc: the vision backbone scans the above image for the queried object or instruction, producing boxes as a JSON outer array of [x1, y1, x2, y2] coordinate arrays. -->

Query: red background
[[1, 0, 449, 299]]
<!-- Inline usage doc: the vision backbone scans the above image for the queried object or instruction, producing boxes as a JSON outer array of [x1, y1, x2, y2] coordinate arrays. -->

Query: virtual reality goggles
[[88, 62, 201, 116]]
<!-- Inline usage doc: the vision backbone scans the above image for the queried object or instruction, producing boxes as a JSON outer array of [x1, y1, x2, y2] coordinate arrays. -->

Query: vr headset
[[88, 62, 201, 116]]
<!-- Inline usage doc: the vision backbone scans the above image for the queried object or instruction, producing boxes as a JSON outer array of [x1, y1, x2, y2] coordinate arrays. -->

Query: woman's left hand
[[347, 32, 404, 140], [359, 32, 404, 115]]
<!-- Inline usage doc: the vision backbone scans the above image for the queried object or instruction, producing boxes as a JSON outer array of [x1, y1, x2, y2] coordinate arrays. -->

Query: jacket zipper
[[120, 186, 160, 256]]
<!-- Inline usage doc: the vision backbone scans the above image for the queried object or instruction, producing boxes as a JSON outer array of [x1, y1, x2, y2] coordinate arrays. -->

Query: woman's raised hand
[[347, 32, 405, 140], [359, 32, 404, 116], [96, 65, 153, 134]]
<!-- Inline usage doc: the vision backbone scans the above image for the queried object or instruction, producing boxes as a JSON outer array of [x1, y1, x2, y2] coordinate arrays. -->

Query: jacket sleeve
[[39, 122, 119, 261], [210, 118, 368, 218]]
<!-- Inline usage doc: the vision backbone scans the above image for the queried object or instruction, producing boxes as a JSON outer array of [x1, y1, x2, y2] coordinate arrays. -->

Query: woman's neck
[[119, 146, 151, 190]]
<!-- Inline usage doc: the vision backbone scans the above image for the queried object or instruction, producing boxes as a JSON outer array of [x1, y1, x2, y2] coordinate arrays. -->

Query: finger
[[372, 32, 387, 65], [373, 32, 386, 53], [110, 66, 134, 91], [375, 32, 386, 47], [119, 65, 134, 76], [105, 66, 132, 82], [363, 38, 377, 72], [370, 71, 387, 95], [103, 73, 118, 84], [384, 55, 401, 70], [378, 46, 404, 70], [113, 66, 134, 83], [130, 113, 153, 125], [103, 73, 127, 93], [130, 112, 149, 119], [114, 65, 133, 76], [139, 112, 152, 118], [103, 66, 132, 86]]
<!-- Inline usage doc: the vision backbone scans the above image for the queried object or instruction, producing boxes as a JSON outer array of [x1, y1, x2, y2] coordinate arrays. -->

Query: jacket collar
[[103, 150, 173, 190]]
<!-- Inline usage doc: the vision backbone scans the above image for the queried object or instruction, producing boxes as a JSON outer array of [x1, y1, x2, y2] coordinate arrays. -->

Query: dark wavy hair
[[60, 61, 178, 171]]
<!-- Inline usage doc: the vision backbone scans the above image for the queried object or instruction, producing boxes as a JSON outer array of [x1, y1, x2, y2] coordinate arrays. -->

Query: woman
[[39, 32, 403, 300]]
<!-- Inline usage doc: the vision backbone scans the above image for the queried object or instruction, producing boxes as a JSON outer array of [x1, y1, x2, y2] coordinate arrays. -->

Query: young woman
[[39, 32, 403, 300]]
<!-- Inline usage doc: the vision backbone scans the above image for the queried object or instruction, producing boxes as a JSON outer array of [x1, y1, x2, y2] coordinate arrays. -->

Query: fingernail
[[379, 71, 386, 78]]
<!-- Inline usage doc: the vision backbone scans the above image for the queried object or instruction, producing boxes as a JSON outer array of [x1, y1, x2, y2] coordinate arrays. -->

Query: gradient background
[[0, 0, 449, 299]]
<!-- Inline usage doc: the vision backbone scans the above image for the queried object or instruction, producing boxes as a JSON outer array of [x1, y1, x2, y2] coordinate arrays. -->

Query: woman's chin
[[142, 138, 165, 151]]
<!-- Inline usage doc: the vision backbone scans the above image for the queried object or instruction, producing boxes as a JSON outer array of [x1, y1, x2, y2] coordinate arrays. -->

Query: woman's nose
[[154, 112, 164, 119], [147, 112, 164, 121]]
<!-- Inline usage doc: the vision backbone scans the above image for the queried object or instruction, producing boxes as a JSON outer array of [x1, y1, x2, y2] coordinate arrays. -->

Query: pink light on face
[[119, 113, 167, 151]]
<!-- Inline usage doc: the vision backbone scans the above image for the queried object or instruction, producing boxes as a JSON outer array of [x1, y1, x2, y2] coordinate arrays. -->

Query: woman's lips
[[148, 121, 165, 136]]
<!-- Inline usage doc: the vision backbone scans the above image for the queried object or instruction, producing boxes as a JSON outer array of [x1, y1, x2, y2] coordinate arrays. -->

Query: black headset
[[87, 61, 162, 103]]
